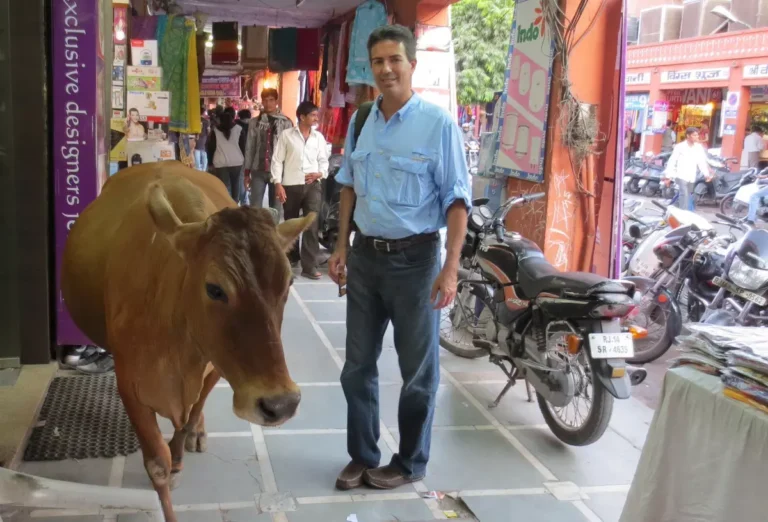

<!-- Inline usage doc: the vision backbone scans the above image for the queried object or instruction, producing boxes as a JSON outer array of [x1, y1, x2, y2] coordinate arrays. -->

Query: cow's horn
[[276, 212, 317, 252]]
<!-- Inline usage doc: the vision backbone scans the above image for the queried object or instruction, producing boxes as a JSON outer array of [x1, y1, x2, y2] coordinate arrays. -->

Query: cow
[[60, 161, 315, 522]]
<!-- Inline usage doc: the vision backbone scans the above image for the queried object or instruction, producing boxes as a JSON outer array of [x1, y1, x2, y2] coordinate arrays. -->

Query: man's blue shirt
[[335, 93, 472, 240]]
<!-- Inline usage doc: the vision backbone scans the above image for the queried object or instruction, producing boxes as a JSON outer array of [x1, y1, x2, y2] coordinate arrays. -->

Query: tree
[[452, 0, 515, 106]]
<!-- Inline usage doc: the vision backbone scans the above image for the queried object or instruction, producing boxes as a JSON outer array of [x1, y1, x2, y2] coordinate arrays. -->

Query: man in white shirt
[[743, 125, 765, 169], [271, 101, 330, 279], [665, 127, 712, 211]]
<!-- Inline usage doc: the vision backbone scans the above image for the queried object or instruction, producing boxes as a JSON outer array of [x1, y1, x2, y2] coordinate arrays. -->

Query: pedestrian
[[743, 125, 765, 169], [661, 120, 676, 153], [236, 109, 253, 204], [665, 127, 712, 211], [328, 24, 471, 491], [243, 88, 293, 215], [270, 101, 329, 279], [194, 107, 210, 172], [207, 111, 244, 200]]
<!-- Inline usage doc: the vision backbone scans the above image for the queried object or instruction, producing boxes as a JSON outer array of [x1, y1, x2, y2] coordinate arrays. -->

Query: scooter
[[719, 167, 768, 222], [693, 157, 755, 206]]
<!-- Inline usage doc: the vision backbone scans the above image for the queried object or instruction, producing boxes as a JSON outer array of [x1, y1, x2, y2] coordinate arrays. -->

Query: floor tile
[[463, 382, 546, 426], [156, 386, 251, 435], [266, 385, 347, 430], [462, 494, 588, 522], [4, 513, 104, 522], [321, 323, 396, 351], [608, 398, 654, 451], [0, 367, 20, 387], [122, 437, 261, 505], [305, 301, 347, 322], [223, 506, 272, 522], [281, 320, 341, 383], [266, 433, 403, 497], [421, 430, 543, 491], [292, 282, 345, 302], [512, 428, 641, 487], [288, 499, 434, 522], [337, 347, 402, 383], [19, 456, 112, 486], [118, 511, 223, 522], [583, 492, 628, 522], [379, 383, 488, 428], [438, 350, 491, 374]]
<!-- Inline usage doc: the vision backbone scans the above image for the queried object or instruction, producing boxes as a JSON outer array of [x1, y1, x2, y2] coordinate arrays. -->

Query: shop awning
[[175, 0, 458, 27]]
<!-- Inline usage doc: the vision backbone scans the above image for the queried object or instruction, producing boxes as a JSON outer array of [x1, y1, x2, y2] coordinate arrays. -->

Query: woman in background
[[207, 111, 244, 200]]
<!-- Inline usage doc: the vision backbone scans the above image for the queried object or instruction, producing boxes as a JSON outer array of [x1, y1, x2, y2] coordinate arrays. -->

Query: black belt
[[359, 231, 439, 253]]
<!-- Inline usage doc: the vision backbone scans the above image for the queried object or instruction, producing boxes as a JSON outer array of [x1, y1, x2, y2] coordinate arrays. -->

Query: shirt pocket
[[387, 155, 430, 207], [350, 150, 370, 197]]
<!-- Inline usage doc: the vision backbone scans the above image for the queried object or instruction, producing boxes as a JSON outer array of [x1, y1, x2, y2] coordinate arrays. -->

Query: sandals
[[301, 271, 322, 280]]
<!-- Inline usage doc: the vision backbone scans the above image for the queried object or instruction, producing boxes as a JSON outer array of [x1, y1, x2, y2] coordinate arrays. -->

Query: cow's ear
[[147, 183, 206, 257], [276, 212, 317, 252]]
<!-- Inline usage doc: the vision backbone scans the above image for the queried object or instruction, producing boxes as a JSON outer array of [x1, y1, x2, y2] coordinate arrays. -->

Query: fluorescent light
[[296, 0, 306, 6], [237, 44, 242, 50], [205, 41, 213, 48]]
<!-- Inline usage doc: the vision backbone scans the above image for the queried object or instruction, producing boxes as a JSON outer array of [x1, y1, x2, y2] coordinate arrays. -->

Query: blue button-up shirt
[[335, 94, 472, 240]]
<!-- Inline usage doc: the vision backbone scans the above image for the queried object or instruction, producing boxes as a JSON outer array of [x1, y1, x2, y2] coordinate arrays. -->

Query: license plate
[[712, 276, 768, 306], [589, 333, 635, 359]]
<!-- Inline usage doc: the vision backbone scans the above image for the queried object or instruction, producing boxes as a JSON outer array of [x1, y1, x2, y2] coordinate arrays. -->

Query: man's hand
[[431, 265, 458, 310], [275, 183, 287, 203], [305, 173, 322, 184], [244, 172, 251, 190], [328, 247, 347, 285]]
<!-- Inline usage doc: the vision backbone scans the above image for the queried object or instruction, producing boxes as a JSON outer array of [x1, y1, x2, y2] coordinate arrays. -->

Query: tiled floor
[[4, 271, 651, 522]]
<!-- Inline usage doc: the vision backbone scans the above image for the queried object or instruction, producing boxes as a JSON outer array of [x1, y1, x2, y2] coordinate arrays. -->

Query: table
[[620, 366, 768, 522]]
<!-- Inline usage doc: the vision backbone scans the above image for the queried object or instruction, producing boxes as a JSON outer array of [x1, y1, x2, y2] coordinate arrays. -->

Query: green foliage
[[452, 0, 516, 106]]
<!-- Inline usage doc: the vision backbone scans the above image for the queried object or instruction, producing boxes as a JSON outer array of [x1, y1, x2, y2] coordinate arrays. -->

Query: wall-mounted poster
[[126, 66, 163, 91], [125, 90, 170, 123], [491, 0, 554, 183]]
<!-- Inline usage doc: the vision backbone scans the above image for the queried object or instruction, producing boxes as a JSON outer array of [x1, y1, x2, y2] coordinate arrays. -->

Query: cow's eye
[[205, 283, 228, 303]]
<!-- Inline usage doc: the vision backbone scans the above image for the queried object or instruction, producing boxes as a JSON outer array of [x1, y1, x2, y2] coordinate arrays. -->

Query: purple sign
[[52, 0, 102, 345], [200, 75, 241, 98]]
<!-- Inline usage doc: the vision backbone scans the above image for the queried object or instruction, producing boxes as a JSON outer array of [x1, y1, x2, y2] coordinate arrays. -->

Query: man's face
[[301, 110, 319, 127], [262, 95, 278, 114], [370, 40, 415, 99], [687, 131, 699, 143]]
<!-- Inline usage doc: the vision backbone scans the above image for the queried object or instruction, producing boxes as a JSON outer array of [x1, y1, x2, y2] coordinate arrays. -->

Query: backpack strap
[[352, 101, 374, 151]]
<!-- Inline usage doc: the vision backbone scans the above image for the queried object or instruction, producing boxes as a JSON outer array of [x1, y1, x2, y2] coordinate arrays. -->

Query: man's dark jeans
[[341, 234, 440, 479], [214, 166, 242, 201], [251, 170, 283, 219], [283, 181, 322, 273]]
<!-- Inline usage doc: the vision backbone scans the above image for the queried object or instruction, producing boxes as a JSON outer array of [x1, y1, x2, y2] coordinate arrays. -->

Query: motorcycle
[[701, 215, 768, 327], [621, 200, 666, 273], [440, 193, 647, 446], [693, 156, 755, 206], [719, 168, 768, 222], [638, 165, 666, 198], [465, 138, 480, 175]]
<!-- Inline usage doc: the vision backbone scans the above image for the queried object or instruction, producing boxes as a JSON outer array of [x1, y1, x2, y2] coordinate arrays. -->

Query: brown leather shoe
[[335, 461, 369, 490], [363, 464, 425, 490]]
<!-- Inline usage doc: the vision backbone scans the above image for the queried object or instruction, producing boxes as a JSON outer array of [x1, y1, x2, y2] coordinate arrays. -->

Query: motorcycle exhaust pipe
[[626, 365, 647, 386]]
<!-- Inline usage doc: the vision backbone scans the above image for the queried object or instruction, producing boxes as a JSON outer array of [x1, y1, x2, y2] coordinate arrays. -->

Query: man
[[328, 25, 471, 491], [194, 107, 210, 172], [745, 172, 768, 227], [235, 109, 252, 204], [243, 88, 293, 214], [661, 120, 676, 153], [271, 101, 329, 279], [744, 125, 765, 169], [665, 127, 712, 211]]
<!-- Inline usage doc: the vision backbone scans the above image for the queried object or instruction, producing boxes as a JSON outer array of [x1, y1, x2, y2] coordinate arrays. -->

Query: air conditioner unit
[[729, 0, 768, 30], [681, 0, 733, 38], [627, 16, 640, 45], [638, 6, 684, 44]]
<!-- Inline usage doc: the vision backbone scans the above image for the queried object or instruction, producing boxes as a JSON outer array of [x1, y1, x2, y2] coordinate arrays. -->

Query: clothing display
[[212, 22, 239, 65], [346, 0, 387, 86], [158, 15, 200, 134], [269, 28, 298, 72], [296, 28, 321, 71], [131, 16, 159, 40], [241, 26, 269, 69]]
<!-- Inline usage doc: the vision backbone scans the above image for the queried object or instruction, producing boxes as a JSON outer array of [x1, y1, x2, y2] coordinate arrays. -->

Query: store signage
[[492, 0, 555, 183], [626, 72, 651, 86], [660, 67, 730, 83], [744, 64, 768, 79], [200, 75, 241, 98], [52, 0, 103, 345], [625, 94, 649, 110], [665, 88, 724, 105]]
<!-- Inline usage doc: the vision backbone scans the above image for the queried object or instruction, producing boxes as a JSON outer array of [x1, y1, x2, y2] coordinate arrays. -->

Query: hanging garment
[[131, 16, 159, 40], [242, 26, 269, 68], [346, 0, 387, 86], [330, 23, 347, 108], [319, 30, 331, 91], [269, 28, 298, 72], [212, 22, 239, 65], [296, 28, 321, 71], [159, 15, 200, 133]]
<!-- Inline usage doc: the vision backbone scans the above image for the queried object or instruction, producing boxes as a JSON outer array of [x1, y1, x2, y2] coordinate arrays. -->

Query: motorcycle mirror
[[629, 224, 642, 239]]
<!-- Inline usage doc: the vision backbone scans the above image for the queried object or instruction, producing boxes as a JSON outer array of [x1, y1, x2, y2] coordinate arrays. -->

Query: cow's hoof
[[170, 470, 183, 490], [185, 430, 207, 453]]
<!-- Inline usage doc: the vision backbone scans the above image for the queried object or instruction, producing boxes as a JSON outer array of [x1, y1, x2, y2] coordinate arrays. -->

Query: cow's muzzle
[[256, 391, 301, 425]]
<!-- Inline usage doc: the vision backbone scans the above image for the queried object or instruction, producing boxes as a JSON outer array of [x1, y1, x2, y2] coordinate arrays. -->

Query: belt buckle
[[373, 239, 391, 252]]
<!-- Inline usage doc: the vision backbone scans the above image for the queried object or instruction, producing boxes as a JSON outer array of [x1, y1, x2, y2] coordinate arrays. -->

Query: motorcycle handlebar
[[494, 222, 505, 242], [652, 200, 668, 211], [716, 213, 738, 226], [524, 192, 546, 202]]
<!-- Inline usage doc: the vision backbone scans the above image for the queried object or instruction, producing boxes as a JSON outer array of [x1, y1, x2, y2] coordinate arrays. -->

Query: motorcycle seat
[[517, 257, 630, 300]]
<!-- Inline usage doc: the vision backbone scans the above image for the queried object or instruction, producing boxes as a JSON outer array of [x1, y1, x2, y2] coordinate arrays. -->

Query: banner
[[200, 75, 242, 98], [52, 0, 102, 345], [491, 0, 554, 183]]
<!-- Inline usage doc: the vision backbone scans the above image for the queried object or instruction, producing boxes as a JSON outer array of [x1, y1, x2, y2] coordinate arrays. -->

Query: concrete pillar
[[720, 66, 750, 164]]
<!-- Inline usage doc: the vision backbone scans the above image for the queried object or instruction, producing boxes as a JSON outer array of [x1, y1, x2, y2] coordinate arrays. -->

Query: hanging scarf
[[159, 15, 199, 133]]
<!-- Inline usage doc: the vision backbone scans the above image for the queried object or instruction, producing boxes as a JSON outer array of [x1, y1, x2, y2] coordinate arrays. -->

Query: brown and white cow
[[61, 161, 314, 521]]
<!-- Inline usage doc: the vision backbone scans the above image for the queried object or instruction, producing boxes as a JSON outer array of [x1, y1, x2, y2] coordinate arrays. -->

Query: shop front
[[625, 28, 768, 162]]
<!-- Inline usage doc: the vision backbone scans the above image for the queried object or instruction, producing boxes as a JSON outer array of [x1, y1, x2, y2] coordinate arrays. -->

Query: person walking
[[661, 120, 676, 153], [271, 101, 329, 279], [194, 107, 210, 172], [328, 24, 471, 490], [243, 88, 293, 213], [207, 111, 244, 200], [743, 125, 765, 169], [665, 127, 712, 211]]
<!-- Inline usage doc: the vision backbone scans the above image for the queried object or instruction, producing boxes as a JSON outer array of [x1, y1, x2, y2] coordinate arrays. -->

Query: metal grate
[[23, 374, 140, 461]]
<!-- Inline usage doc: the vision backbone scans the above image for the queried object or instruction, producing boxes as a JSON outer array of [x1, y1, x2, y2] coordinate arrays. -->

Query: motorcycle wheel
[[719, 194, 749, 220], [662, 186, 677, 200], [642, 183, 657, 198], [537, 353, 613, 446], [627, 179, 641, 194], [439, 268, 489, 359], [623, 276, 680, 364]]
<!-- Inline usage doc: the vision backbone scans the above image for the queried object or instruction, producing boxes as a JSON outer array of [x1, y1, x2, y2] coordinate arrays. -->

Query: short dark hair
[[685, 127, 699, 136], [237, 109, 252, 120], [367, 24, 417, 63], [262, 88, 278, 100], [666, 120, 672, 126], [296, 101, 318, 120], [129, 108, 139, 114], [752, 124, 763, 133], [224, 106, 236, 117]]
